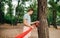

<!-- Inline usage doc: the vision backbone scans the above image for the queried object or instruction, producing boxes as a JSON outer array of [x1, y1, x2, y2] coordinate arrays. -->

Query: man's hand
[[31, 21, 39, 24], [35, 21, 39, 23], [32, 21, 39, 27], [30, 25, 36, 29], [30, 26, 34, 29]]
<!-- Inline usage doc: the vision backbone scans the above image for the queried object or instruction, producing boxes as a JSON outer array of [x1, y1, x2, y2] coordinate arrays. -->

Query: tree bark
[[37, 0, 49, 38]]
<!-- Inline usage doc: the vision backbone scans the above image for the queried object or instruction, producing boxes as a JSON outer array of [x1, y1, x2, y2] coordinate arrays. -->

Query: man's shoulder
[[24, 13, 28, 16]]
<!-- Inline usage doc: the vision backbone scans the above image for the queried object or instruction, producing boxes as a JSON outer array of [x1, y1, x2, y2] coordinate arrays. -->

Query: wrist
[[30, 26, 34, 29]]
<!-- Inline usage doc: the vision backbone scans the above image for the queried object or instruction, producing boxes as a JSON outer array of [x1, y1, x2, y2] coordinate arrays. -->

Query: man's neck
[[27, 12, 30, 15]]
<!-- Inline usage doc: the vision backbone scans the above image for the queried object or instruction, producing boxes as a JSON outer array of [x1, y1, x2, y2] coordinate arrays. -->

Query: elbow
[[23, 22, 26, 25]]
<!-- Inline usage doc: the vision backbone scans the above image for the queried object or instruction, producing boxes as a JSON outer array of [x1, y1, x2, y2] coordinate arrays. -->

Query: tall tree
[[7, 0, 13, 25], [0, 0, 5, 24], [15, 0, 20, 24], [16, 0, 24, 23], [37, 0, 49, 38]]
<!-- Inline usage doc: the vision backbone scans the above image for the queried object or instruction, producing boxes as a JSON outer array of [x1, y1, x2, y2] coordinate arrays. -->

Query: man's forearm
[[31, 22, 36, 25], [24, 23, 31, 27]]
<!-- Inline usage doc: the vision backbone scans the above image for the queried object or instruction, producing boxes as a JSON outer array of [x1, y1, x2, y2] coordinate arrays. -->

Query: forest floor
[[0, 23, 60, 38]]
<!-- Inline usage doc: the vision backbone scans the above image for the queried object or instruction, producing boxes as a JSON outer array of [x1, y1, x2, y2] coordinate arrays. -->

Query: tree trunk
[[37, 0, 49, 38], [0, 1, 4, 24], [52, 9, 57, 29]]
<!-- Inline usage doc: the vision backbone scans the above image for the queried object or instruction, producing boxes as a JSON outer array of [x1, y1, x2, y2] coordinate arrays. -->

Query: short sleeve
[[23, 14, 28, 20]]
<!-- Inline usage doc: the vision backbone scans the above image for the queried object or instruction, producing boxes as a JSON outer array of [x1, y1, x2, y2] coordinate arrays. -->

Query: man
[[23, 8, 36, 38]]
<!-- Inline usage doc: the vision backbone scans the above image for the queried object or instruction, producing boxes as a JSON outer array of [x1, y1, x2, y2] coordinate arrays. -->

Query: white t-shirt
[[23, 13, 31, 25]]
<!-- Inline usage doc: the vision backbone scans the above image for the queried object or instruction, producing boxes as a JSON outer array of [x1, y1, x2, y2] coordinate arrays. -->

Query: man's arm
[[23, 19, 34, 28], [31, 22, 36, 24], [23, 19, 31, 27], [31, 21, 39, 25]]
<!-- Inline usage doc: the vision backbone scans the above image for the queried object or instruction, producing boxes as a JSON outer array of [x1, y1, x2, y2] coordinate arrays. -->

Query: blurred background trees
[[47, 0, 60, 28], [0, 0, 5, 24], [0, 0, 60, 26]]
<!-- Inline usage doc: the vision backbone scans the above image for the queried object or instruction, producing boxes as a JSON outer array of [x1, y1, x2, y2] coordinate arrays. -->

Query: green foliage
[[4, 0, 16, 24], [47, 0, 60, 25], [0, 0, 60, 25], [4, 14, 16, 24], [47, 8, 54, 25], [56, 12, 60, 25], [7, 1, 13, 16], [16, 0, 24, 23], [22, 0, 29, 4]]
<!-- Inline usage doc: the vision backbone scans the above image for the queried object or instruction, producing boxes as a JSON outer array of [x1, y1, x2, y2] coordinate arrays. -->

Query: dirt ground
[[0, 23, 60, 38]]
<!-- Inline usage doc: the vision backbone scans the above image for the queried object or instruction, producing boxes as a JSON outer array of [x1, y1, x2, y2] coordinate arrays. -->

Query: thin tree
[[7, 0, 13, 25], [0, 0, 5, 24]]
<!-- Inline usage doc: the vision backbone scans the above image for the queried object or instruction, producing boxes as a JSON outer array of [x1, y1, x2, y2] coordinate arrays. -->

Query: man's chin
[[30, 14, 33, 15]]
